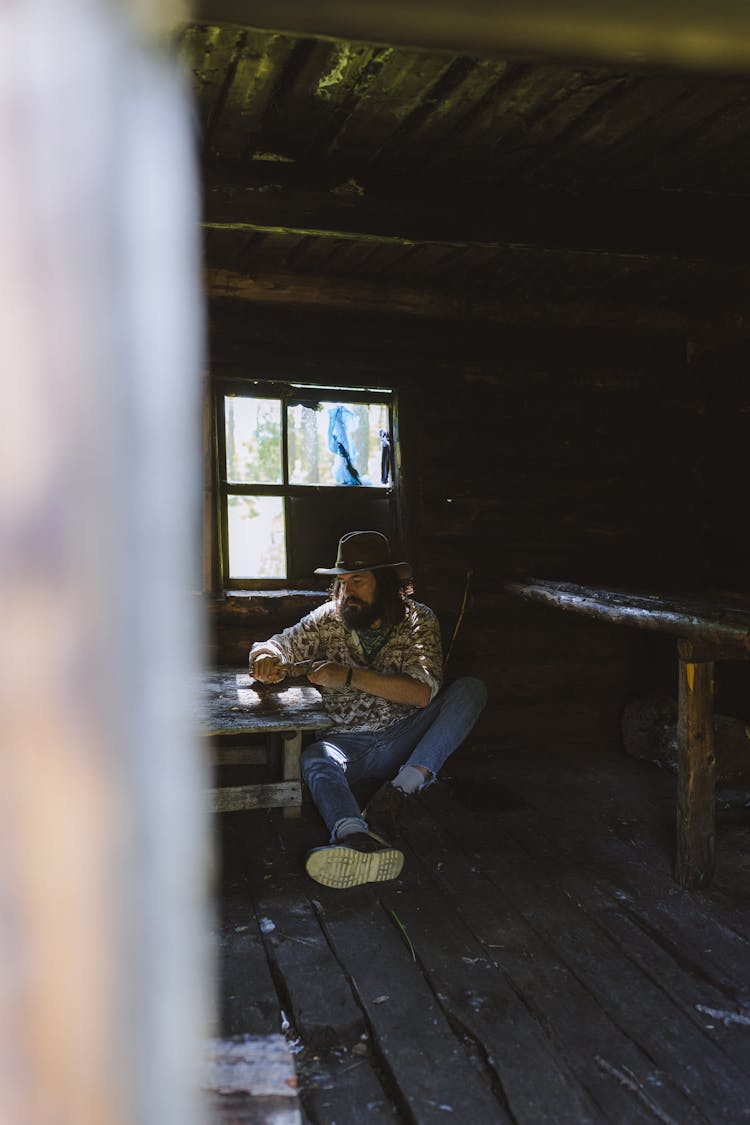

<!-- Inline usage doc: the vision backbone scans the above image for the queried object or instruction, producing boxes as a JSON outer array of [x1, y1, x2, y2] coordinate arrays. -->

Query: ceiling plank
[[203, 159, 750, 262], [192, 1, 750, 75]]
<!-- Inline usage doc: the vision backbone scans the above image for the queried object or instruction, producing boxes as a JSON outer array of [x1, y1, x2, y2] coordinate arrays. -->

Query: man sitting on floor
[[249, 531, 487, 889]]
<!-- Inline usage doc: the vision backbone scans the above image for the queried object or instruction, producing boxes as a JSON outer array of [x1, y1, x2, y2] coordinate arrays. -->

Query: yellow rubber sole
[[305, 842, 404, 889]]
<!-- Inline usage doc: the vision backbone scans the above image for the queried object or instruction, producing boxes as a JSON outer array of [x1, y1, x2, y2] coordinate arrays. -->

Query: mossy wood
[[193, 0, 750, 73]]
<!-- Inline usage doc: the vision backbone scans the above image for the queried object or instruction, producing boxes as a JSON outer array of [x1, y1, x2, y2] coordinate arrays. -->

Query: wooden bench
[[199, 670, 332, 817], [505, 579, 750, 889]]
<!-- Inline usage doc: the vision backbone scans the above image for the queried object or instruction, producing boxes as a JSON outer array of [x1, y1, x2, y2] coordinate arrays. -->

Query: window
[[216, 382, 399, 586]]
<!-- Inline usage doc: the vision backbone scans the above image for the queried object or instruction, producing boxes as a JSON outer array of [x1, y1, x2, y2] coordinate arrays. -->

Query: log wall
[[696, 330, 750, 721], [206, 299, 734, 748], [700, 334, 750, 593]]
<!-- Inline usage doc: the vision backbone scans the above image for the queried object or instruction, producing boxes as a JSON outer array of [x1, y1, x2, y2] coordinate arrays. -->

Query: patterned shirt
[[250, 599, 443, 732]]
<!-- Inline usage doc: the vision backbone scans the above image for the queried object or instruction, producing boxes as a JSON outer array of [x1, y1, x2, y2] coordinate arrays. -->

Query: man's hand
[[250, 653, 285, 684], [307, 661, 349, 690]]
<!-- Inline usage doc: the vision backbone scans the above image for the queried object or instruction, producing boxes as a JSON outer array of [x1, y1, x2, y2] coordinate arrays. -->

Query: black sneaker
[[305, 831, 404, 889], [364, 782, 409, 840]]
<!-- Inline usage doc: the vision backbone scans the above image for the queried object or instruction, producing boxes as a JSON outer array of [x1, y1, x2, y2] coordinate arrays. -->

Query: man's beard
[[339, 594, 381, 629]]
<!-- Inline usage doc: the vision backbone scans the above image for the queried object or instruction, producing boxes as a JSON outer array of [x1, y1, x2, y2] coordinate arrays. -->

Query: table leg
[[282, 730, 302, 819], [675, 639, 716, 889]]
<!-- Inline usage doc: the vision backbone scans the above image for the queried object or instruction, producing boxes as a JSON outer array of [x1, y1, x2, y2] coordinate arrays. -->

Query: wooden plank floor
[[211, 741, 750, 1125]]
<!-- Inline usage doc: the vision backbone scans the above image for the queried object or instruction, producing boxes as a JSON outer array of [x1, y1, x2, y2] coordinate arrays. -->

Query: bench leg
[[675, 640, 716, 889], [282, 730, 302, 819]]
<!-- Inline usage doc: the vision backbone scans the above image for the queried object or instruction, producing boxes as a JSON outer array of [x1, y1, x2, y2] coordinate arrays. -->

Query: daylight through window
[[217, 385, 396, 585]]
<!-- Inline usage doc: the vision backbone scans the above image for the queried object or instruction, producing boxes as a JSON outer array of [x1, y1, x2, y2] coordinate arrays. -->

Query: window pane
[[227, 496, 286, 578], [288, 400, 390, 486], [289, 493, 392, 577], [225, 397, 282, 484]]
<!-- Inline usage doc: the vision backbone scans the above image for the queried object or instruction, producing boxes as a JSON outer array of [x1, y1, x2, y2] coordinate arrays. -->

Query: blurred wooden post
[[0, 2, 207, 1124]]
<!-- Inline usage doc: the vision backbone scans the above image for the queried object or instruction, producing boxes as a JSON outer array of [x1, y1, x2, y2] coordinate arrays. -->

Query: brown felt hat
[[315, 531, 411, 580]]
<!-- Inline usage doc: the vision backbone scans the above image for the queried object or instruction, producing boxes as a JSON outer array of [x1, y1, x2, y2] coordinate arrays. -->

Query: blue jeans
[[300, 677, 487, 840]]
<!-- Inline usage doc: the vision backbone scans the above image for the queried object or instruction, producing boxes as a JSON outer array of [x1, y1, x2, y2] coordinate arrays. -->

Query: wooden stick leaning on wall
[[444, 568, 474, 672]]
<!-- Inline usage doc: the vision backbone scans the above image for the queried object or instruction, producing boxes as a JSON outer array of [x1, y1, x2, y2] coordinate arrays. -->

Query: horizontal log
[[451, 626, 641, 661], [473, 699, 625, 736], [205, 590, 327, 622], [203, 160, 749, 263], [418, 473, 697, 507], [622, 692, 750, 784], [444, 657, 636, 693], [193, 1, 750, 74], [206, 266, 689, 331], [505, 579, 750, 650], [211, 746, 268, 766], [210, 780, 302, 812], [207, 266, 489, 320], [208, 301, 688, 363]]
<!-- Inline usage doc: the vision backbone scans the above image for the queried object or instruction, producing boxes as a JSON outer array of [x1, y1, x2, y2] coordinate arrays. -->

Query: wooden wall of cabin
[[693, 328, 750, 723], [697, 333, 750, 594], [206, 298, 710, 751]]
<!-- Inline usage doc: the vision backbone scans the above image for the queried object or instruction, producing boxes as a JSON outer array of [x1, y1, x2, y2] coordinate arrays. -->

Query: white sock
[[392, 765, 427, 795], [333, 816, 368, 841]]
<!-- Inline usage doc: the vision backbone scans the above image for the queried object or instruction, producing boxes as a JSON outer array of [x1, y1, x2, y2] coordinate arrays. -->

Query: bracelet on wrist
[[345, 666, 353, 688]]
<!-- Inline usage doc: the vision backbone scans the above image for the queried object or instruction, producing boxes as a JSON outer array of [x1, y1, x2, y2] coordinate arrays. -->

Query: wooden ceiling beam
[[206, 267, 689, 334], [204, 160, 750, 263], [192, 1, 750, 74]]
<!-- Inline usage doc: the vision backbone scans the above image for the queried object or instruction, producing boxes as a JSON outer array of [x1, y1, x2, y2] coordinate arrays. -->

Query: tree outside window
[[216, 383, 398, 586]]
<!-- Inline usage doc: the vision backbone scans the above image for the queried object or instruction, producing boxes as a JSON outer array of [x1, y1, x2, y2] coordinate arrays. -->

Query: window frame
[[214, 378, 400, 590]]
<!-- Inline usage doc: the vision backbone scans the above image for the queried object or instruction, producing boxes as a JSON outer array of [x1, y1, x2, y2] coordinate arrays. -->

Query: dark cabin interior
[[185, 6, 750, 1122]]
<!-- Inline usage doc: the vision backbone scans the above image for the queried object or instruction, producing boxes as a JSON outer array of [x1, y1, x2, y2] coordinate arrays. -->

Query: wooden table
[[505, 580, 750, 889], [198, 670, 332, 816]]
